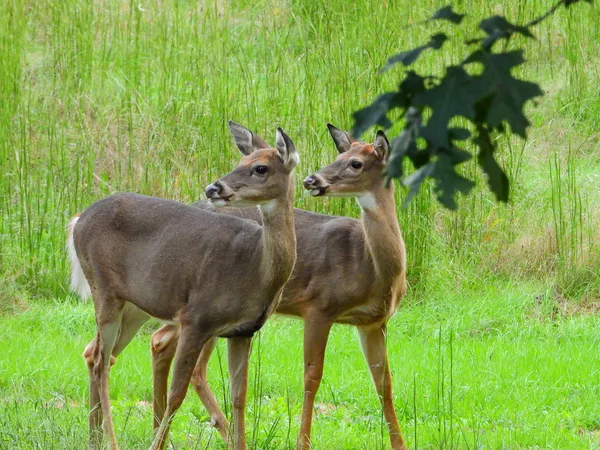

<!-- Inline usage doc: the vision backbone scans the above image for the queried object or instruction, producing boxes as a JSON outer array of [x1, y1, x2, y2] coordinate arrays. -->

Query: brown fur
[[151, 125, 408, 449], [70, 123, 298, 450]]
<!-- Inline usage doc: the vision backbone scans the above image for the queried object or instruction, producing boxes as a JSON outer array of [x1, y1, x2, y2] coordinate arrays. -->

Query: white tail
[[67, 216, 91, 299], [72, 122, 298, 450]]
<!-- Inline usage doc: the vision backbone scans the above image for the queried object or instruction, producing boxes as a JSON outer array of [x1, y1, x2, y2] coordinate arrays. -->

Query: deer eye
[[254, 165, 269, 175], [351, 160, 363, 170]]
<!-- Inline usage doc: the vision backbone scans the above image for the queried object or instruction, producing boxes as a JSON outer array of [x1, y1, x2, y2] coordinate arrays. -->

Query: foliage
[[352, 0, 594, 209]]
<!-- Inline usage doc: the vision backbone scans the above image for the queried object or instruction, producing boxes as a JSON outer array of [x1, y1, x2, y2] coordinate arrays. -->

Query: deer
[[150, 124, 408, 449], [66, 121, 299, 450]]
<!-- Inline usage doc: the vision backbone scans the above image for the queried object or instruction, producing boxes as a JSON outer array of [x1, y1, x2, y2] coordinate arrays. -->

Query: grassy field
[[1, 0, 600, 448]]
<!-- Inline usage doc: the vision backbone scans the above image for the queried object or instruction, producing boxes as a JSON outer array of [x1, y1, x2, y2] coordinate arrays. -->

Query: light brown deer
[[67, 122, 299, 450], [151, 125, 408, 449]]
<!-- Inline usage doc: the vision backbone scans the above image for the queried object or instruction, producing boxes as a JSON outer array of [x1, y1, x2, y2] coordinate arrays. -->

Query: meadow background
[[1, 0, 599, 448]]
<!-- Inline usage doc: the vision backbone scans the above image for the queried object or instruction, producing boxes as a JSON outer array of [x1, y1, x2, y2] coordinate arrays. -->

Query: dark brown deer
[[67, 122, 299, 450], [151, 125, 408, 449]]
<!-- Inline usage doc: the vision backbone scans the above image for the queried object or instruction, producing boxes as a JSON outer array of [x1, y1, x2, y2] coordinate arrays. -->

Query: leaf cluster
[[352, 0, 593, 209]]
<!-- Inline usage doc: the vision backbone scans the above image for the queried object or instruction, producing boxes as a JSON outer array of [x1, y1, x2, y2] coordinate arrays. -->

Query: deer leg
[[227, 336, 252, 450], [150, 324, 180, 430], [190, 336, 231, 442], [83, 337, 103, 449], [296, 316, 333, 450], [152, 328, 230, 443], [84, 303, 148, 448], [92, 303, 125, 450], [111, 303, 150, 357], [357, 323, 406, 450], [150, 326, 208, 450]]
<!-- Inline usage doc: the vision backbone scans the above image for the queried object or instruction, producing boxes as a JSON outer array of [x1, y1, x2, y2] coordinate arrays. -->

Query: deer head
[[206, 121, 298, 208], [303, 124, 389, 208]]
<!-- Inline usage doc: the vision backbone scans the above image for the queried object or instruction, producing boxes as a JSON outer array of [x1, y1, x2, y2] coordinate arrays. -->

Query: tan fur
[[151, 126, 408, 450], [69, 123, 298, 450]]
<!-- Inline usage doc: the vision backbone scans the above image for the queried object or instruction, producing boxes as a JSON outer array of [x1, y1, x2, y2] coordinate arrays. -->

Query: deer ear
[[327, 123, 354, 153], [373, 130, 389, 162], [275, 128, 299, 169], [228, 121, 269, 155]]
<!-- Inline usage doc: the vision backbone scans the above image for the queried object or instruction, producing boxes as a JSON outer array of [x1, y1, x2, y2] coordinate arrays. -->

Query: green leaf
[[478, 15, 534, 49], [402, 162, 434, 207], [448, 127, 471, 141], [351, 92, 399, 138], [352, 72, 426, 138], [480, 29, 507, 51], [444, 146, 472, 165], [465, 50, 543, 137], [385, 108, 421, 182], [381, 33, 447, 72], [479, 16, 534, 38], [412, 149, 431, 168], [430, 5, 465, 24], [565, 0, 593, 7], [352, 0, 593, 209], [430, 153, 475, 209], [473, 126, 509, 202], [413, 66, 477, 149], [397, 71, 428, 98], [386, 133, 412, 181], [402, 152, 474, 209]]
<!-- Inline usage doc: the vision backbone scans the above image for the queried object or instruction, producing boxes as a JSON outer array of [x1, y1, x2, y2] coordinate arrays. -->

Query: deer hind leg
[[227, 336, 252, 450], [150, 324, 180, 430], [190, 336, 231, 442], [84, 303, 148, 448], [357, 323, 406, 450], [296, 315, 333, 450], [83, 336, 104, 449], [91, 299, 125, 450], [150, 325, 208, 450], [111, 303, 150, 357]]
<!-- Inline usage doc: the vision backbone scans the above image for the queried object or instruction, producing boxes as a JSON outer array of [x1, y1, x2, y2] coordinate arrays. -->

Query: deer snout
[[205, 181, 234, 207], [303, 175, 318, 189], [303, 174, 328, 197], [205, 181, 223, 199]]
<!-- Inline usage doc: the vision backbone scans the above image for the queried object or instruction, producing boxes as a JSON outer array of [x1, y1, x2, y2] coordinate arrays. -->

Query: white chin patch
[[310, 189, 321, 197], [210, 199, 227, 208], [259, 199, 277, 213], [356, 192, 377, 210]]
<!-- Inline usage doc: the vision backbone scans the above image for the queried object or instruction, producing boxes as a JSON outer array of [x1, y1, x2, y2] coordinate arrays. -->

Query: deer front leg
[[151, 326, 230, 442], [190, 336, 231, 442], [357, 323, 406, 450], [296, 316, 332, 450], [150, 326, 207, 450], [227, 337, 252, 450]]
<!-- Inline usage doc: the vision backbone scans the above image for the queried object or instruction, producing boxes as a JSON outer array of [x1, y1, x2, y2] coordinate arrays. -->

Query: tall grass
[[0, 0, 599, 303], [0, 1, 600, 447], [550, 146, 596, 299]]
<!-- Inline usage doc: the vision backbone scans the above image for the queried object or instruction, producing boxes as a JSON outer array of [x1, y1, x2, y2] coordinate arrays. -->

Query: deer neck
[[357, 182, 406, 293], [257, 175, 297, 288]]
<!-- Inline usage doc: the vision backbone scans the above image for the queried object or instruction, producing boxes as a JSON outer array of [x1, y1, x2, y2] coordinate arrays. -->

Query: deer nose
[[205, 181, 222, 198], [303, 175, 318, 189]]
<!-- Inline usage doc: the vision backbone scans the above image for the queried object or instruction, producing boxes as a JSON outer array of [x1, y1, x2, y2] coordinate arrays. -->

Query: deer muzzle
[[303, 174, 329, 197], [205, 181, 234, 207]]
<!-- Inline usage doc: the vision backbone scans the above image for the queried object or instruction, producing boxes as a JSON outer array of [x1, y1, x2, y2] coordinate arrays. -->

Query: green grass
[[2, 281, 600, 449], [1, 0, 600, 448]]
